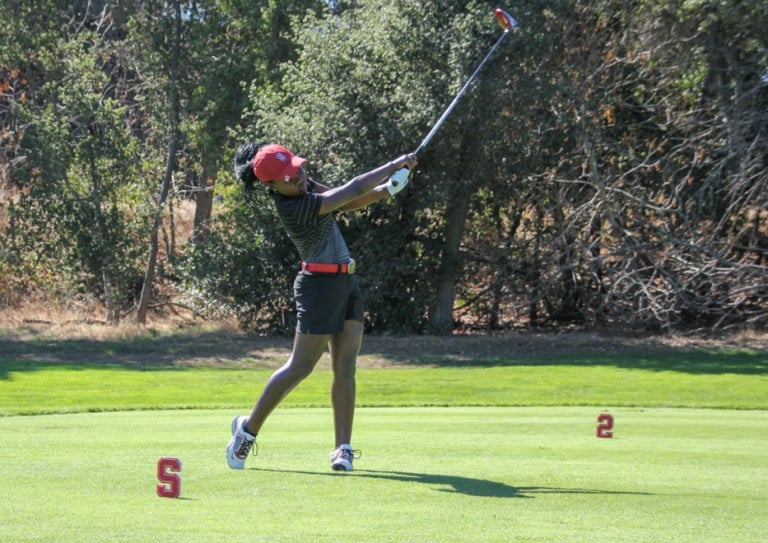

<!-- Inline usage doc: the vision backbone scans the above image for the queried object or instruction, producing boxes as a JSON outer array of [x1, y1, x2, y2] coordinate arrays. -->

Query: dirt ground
[[1, 311, 766, 369]]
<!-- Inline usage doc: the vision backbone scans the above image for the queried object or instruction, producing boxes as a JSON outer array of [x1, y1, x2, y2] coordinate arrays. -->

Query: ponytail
[[233, 141, 267, 193]]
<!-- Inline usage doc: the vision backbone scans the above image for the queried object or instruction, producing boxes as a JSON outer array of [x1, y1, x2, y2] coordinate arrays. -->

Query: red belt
[[301, 259, 356, 274]]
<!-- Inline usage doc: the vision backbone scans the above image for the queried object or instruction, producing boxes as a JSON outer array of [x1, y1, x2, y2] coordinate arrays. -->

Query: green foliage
[[4, 28, 152, 314], [176, 183, 297, 330], [1, 0, 766, 332], [234, 0, 519, 332]]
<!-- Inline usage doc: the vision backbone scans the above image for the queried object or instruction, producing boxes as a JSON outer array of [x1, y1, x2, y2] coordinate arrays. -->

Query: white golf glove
[[385, 167, 410, 196]]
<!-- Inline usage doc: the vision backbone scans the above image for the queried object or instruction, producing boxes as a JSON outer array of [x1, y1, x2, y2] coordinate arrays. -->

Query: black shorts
[[293, 272, 364, 334]]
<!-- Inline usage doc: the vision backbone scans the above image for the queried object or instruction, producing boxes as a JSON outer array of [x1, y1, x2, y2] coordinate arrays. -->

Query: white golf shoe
[[226, 415, 256, 469], [330, 444, 361, 472]]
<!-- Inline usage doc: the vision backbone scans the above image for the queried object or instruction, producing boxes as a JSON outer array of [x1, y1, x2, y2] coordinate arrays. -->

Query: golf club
[[388, 8, 518, 188]]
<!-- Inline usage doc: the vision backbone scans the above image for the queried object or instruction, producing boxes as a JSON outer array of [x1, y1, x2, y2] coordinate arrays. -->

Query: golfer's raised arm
[[318, 153, 417, 215]]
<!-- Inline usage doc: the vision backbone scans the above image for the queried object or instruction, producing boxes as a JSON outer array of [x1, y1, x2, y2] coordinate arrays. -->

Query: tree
[[170, 0, 330, 328], [234, 0, 535, 334], [135, 0, 183, 325], [182, 1, 325, 244], [3, 7, 150, 321], [629, 0, 768, 329], [511, 0, 768, 331], [3, 0, 764, 333], [127, 1, 328, 322]]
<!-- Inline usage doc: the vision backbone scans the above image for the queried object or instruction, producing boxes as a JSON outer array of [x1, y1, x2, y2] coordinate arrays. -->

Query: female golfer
[[228, 142, 417, 471]]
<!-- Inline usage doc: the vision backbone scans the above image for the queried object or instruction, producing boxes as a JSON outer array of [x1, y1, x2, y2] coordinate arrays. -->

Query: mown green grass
[[1, 407, 766, 542], [1, 359, 766, 415], [1, 331, 766, 541]]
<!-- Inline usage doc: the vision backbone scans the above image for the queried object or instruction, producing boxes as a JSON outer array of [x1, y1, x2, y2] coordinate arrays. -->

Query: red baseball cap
[[252, 144, 307, 183]]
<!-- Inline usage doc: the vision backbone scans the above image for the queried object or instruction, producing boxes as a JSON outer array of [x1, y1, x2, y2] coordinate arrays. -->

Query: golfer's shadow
[[255, 468, 651, 499], [354, 469, 525, 498], [355, 470, 653, 499]]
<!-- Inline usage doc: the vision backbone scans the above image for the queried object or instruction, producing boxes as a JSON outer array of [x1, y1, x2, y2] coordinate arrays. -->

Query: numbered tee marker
[[156, 456, 182, 498], [596, 413, 614, 438]]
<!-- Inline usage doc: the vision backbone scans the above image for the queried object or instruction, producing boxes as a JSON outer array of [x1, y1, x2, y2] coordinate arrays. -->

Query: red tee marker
[[596, 413, 614, 438], [156, 456, 182, 498]]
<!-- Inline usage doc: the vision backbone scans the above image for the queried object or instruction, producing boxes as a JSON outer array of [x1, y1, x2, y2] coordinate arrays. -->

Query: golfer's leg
[[329, 319, 363, 446], [244, 332, 329, 435]]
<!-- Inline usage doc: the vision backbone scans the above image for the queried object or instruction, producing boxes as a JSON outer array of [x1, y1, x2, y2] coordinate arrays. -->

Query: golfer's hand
[[400, 153, 418, 171], [385, 153, 417, 196], [385, 167, 410, 195]]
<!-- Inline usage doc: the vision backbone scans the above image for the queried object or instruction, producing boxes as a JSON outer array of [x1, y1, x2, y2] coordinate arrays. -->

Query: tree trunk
[[428, 184, 473, 335], [136, 0, 181, 325], [137, 139, 177, 324], [192, 165, 214, 244]]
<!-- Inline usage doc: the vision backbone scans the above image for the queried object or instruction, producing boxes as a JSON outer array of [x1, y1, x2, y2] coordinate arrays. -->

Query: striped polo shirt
[[271, 180, 351, 264]]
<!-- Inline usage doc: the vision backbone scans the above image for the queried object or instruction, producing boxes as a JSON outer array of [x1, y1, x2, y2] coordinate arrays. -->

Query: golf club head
[[495, 9, 518, 31]]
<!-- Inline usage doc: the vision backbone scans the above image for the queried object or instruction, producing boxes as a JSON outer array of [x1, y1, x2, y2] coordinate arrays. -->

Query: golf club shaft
[[385, 9, 516, 190], [415, 27, 511, 155]]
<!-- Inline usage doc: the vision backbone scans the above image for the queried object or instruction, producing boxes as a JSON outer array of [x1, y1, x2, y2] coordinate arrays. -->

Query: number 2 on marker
[[156, 457, 182, 498], [596, 413, 614, 438]]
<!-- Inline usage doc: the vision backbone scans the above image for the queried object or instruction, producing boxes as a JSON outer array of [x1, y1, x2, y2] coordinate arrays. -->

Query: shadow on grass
[[0, 329, 292, 380], [254, 468, 653, 499], [394, 350, 768, 375], [0, 328, 766, 378]]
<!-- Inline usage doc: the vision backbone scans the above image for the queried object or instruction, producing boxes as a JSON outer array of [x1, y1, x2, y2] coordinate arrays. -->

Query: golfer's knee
[[281, 358, 316, 382], [333, 358, 356, 380], [289, 364, 315, 382]]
